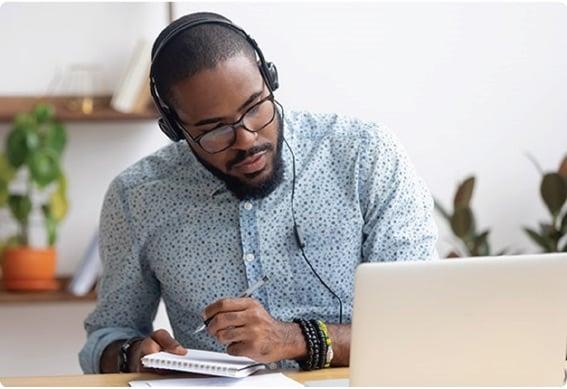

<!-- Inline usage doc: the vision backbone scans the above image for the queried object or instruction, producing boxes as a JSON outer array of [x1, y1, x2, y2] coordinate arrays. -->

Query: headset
[[149, 13, 343, 324], [149, 13, 279, 142]]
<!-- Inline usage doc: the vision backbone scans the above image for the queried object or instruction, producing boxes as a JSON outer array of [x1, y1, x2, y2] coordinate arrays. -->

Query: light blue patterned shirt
[[79, 111, 437, 373]]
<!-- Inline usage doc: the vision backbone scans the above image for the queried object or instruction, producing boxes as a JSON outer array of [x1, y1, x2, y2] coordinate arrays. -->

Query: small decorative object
[[524, 155, 567, 252], [435, 176, 506, 257], [0, 103, 69, 290], [61, 64, 102, 114]]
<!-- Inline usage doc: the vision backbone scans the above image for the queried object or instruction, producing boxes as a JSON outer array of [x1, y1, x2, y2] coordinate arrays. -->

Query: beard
[[193, 112, 285, 201]]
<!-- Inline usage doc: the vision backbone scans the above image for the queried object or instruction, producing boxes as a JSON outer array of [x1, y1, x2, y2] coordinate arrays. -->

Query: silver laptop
[[350, 254, 567, 386]]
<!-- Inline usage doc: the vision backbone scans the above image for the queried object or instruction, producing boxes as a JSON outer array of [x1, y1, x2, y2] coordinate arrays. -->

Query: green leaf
[[0, 153, 15, 183], [8, 195, 32, 224], [454, 176, 475, 209], [27, 149, 60, 188], [42, 122, 66, 156], [57, 174, 68, 194], [524, 227, 554, 252], [539, 222, 554, 235], [45, 213, 57, 246], [434, 199, 451, 221], [33, 104, 55, 124], [6, 129, 29, 168], [495, 248, 509, 256], [561, 212, 567, 234], [0, 179, 8, 207], [540, 173, 567, 217], [12, 112, 36, 132], [43, 178, 68, 223], [472, 230, 490, 257], [558, 155, 567, 179], [451, 207, 473, 239]]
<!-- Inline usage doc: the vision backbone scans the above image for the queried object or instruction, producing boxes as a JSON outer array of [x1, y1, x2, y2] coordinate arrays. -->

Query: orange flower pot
[[1, 247, 60, 291]]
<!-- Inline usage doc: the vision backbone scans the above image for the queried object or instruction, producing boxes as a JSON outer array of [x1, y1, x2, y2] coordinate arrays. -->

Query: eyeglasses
[[180, 94, 277, 154]]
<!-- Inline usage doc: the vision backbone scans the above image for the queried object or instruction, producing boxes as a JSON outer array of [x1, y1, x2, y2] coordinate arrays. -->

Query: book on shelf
[[111, 39, 152, 114], [67, 232, 101, 296]]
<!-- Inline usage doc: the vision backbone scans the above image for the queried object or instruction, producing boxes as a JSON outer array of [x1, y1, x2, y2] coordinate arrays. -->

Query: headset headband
[[149, 15, 279, 142]]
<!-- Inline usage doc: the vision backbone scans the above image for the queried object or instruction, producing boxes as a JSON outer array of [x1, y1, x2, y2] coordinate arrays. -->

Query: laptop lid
[[350, 254, 567, 386]]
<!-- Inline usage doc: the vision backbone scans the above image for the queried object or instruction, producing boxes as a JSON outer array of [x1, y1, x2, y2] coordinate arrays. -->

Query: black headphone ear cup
[[265, 62, 279, 91], [158, 117, 184, 142]]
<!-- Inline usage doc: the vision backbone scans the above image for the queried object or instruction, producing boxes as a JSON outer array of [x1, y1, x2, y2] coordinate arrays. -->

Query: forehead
[[170, 55, 263, 123]]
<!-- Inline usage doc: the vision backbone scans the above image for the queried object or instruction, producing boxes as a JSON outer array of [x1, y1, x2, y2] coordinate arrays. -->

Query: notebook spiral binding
[[145, 356, 232, 374]]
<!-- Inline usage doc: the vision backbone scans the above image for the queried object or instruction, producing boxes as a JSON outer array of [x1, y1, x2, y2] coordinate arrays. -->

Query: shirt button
[[243, 202, 253, 210], [244, 253, 255, 262]]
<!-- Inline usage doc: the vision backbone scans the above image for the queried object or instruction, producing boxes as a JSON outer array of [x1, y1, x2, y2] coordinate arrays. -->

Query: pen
[[193, 275, 270, 334]]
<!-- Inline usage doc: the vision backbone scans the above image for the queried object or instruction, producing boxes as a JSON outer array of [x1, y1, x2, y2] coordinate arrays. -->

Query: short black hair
[[151, 12, 257, 108]]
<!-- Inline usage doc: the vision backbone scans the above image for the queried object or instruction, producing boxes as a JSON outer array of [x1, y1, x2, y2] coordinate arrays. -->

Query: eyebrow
[[193, 90, 264, 127]]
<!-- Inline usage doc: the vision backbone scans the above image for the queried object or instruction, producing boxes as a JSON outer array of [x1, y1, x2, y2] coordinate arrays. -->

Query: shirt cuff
[[79, 327, 145, 373]]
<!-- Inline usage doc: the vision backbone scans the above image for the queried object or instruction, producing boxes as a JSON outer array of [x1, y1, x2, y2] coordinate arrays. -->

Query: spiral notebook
[[141, 350, 267, 378]]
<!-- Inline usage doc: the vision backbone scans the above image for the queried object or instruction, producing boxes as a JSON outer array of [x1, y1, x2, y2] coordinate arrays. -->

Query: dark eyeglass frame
[[177, 93, 277, 154]]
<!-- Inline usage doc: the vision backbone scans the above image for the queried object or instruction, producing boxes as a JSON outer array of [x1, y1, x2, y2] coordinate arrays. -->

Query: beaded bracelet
[[317, 320, 333, 368], [311, 319, 327, 369], [293, 318, 315, 370], [306, 320, 321, 370]]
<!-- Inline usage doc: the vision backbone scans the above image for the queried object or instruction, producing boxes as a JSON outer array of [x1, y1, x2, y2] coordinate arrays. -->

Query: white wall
[[0, 1, 566, 269], [1, 0, 566, 378]]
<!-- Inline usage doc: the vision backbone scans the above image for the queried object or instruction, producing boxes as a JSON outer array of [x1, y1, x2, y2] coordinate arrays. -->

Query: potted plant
[[0, 103, 68, 290], [435, 176, 508, 257], [524, 155, 567, 252]]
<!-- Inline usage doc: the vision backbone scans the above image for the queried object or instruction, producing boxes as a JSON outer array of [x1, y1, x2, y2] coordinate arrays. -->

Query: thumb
[[151, 329, 187, 355]]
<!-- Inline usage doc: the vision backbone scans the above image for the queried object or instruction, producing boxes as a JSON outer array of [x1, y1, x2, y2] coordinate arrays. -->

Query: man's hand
[[127, 329, 187, 373], [203, 298, 306, 363]]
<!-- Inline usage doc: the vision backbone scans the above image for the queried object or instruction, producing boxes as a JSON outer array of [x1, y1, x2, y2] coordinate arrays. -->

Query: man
[[79, 12, 437, 374]]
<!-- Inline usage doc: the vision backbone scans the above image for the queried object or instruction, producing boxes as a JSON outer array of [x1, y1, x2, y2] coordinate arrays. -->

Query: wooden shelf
[[0, 276, 97, 303], [0, 95, 158, 123]]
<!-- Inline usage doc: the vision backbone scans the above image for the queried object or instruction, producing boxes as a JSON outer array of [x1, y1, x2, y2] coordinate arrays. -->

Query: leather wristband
[[119, 336, 144, 373]]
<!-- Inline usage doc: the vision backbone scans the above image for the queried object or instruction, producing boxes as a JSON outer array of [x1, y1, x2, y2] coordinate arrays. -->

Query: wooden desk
[[0, 368, 349, 387]]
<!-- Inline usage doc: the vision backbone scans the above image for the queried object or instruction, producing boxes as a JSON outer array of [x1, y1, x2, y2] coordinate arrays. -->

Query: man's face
[[170, 55, 283, 199]]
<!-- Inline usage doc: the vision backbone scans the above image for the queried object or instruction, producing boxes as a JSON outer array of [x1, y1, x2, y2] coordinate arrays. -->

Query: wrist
[[120, 337, 145, 373], [282, 322, 308, 361]]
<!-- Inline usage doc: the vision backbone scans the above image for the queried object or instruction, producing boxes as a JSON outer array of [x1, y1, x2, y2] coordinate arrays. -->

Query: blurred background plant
[[524, 154, 567, 252], [0, 103, 69, 257], [435, 176, 507, 257]]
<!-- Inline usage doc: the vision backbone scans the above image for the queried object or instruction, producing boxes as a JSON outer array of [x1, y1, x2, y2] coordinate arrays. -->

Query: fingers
[[150, 329, 187, 355], [215, 325, 247, 345], [207, 310, 247, 337], [203, 297, 255, 322]]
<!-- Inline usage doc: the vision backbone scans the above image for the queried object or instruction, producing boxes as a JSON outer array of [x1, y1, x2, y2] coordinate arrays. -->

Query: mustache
[[227, 143, 273, 171]]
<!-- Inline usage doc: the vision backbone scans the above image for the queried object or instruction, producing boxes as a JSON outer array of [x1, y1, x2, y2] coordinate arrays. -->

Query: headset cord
[[279, 106, 343, 324]]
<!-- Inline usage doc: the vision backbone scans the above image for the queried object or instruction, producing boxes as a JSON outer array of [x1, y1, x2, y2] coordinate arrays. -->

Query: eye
[[248, 104, 261, 115]]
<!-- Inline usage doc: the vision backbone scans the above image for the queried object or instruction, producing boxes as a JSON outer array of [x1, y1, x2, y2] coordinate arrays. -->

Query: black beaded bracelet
[[294, 318, 329, 371], [294, 318, 314, 370], [308, 320, 322, 370]]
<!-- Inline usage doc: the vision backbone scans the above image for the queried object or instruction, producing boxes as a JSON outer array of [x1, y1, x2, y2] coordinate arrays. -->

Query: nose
[[231, 124, 257, 150]]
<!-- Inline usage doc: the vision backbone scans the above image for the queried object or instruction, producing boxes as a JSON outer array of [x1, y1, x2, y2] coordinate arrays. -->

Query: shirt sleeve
[[358, 124, 438, 262], [79, 177, 161, 373]]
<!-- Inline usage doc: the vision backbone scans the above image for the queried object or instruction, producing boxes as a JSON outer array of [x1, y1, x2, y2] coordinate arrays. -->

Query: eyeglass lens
[[199, 99, 276, 153]]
